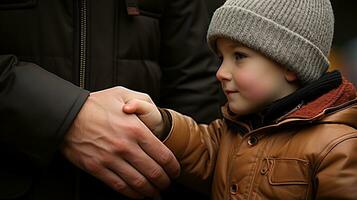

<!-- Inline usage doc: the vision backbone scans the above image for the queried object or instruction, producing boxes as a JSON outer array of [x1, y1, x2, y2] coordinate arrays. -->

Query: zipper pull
[[125, 0, 140, 16]]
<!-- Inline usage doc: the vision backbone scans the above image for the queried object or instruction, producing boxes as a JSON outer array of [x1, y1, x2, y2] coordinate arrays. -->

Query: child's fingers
[[123, 99, 154, 116], [123, 99, 163, 135], [122, 99, 141, 114], [122, 101, 137, 114]]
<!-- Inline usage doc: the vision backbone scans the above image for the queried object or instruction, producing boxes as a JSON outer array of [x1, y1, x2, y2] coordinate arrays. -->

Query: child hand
[[123, 98, 164, 137]]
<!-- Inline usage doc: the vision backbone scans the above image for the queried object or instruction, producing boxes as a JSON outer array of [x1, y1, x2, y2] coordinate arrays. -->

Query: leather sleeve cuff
[[158, 108, 172, 141]]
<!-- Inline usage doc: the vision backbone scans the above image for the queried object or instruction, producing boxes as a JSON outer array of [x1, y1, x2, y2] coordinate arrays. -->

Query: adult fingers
[[118, 143, 172, 191], [105, 154, 161, 197], [113, 112, 180, 181], [135, 128, 181, 180], [83, 159, 144, 199]]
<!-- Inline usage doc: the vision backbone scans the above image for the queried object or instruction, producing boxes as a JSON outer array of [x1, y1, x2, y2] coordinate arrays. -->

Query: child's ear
[[284, 68, 298, 82]]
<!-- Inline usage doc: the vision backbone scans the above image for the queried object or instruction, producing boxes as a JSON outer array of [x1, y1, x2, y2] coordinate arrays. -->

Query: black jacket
[[0, 0, 220, 199]]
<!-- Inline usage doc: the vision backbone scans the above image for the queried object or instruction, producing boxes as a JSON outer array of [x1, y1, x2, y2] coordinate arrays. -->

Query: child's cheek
[[235, 72, 269, 101]]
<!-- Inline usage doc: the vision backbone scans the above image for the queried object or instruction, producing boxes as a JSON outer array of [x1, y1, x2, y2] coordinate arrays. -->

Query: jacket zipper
[[79, 0, 87, 88], [274, 101, 304, 123], [75, 2, 88, 199]]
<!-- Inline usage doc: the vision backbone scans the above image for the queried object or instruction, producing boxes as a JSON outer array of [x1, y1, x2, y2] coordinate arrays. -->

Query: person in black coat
[[0, 0, 221, 199]]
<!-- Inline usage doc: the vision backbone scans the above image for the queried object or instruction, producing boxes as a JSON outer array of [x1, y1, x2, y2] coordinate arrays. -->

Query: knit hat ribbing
[[207, 0, 335, 84]]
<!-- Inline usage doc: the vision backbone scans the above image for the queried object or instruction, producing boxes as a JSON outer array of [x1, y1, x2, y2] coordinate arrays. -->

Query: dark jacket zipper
[[75, 3, 88, 199], [79, 0, 87, 88]]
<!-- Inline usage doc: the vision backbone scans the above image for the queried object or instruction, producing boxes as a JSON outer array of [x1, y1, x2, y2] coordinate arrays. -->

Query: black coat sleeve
[[159, 0, 222, 123], [0, 55, 89, 168]]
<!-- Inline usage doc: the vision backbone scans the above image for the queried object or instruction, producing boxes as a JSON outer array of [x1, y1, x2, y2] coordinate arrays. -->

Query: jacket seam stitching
[[313, 131, 357, 174]]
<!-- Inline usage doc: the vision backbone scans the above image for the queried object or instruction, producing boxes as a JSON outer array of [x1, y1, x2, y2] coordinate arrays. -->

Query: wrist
[[156, 108, 172, 140], [153, 123, 165, 138]]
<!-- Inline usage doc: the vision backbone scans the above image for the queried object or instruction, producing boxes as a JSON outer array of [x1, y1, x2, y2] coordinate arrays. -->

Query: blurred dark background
[[329, 1, 357, 85]]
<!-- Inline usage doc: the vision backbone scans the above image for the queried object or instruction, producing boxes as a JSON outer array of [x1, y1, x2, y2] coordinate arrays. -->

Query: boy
[[123, 0, 357, 199]]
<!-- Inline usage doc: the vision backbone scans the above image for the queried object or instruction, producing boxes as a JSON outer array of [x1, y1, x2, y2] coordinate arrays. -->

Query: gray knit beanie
[[207, 0, 335, 84]]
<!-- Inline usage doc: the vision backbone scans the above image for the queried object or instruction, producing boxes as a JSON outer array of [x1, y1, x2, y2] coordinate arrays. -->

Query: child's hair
[[207, 0, 334, 85]]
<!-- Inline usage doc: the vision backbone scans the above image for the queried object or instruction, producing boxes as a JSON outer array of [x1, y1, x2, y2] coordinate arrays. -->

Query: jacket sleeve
[[314, 132, 357, 199], [163, 109, 225, 182], [0, 55, 89, 168], [159, 0, 222, 123]]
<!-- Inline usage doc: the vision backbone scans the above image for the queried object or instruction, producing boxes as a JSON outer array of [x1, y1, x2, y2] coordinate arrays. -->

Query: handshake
[[61, 86, 179, 199]]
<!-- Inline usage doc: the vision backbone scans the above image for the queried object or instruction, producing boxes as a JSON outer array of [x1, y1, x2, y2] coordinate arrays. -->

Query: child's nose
[[216, 63, 231, 81]]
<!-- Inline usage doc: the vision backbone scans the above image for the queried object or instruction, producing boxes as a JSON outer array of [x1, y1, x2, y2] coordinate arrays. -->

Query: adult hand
[[61, 87, 180, 199]]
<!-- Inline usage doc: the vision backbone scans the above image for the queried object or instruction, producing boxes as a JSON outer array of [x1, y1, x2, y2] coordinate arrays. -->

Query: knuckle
[[160, 152, 173, 165], [112, 180, 127, 192], [148, 167, 164, 181], [100, 155, 112, 166], [143, 93, 150, 100], [115, 116, 145, 135], [83, 159, 102, 175], [125, 123, 141, 134], [112, 139, 131, 155], [132, 177, 147, 189], [115, 86, 125, 91], [174, 165, 181, 177], [127, 125, 145, 139]]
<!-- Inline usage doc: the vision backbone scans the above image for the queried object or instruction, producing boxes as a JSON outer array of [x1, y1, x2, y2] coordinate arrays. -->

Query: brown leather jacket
[[163, 80, 357, 200]]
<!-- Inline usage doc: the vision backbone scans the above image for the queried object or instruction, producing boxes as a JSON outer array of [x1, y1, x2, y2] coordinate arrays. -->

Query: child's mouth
[[225, 90, 239, 95]]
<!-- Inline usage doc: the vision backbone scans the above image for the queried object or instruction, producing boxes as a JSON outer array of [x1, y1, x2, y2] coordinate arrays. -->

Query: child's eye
[[234, 52, 247, 60], [217, 56, 223, 65]]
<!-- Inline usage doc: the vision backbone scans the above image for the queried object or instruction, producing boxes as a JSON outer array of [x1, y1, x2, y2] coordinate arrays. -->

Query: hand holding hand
[[122, 92, 164, 137], [61, 87, 180, 199]]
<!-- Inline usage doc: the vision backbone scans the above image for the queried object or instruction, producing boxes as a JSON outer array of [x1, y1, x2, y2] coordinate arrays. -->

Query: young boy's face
[[216, 38, 297, 116]]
